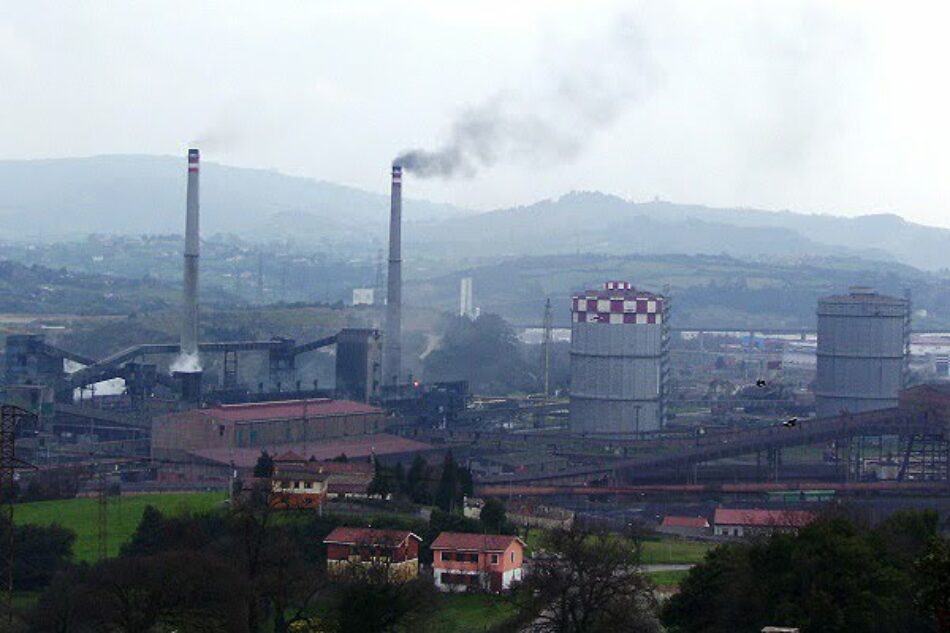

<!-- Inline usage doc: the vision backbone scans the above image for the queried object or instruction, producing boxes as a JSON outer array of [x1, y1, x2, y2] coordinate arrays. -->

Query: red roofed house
[[659, 515, 711, 537], [713, 508, 815, 537], [323, 527, 422, 581], [431, 532, 525, 593]]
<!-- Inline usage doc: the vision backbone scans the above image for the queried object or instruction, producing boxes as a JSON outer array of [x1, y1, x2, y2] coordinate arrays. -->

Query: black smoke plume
[[395, 19, 656, 178]]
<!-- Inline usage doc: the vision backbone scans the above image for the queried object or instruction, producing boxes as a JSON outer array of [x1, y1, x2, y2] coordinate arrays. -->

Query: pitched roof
[[323, 527, 421, 546], [661, 515, 710, 529], [713, 508, 815, 527], [275, 450, 306, 462], [431, 532, 525, 553]]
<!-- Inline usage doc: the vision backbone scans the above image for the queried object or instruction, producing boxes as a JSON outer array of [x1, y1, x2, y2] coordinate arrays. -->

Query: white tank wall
[[815, 296, 907, 418], [569, 321, 663, 433]]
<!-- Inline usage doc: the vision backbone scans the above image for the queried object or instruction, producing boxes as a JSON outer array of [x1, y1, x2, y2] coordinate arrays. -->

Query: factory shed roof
[[713, 508, 814, 527], [196, 398, 382, 422], [189, 433, 433, 468], [431, 532, 525, 553]]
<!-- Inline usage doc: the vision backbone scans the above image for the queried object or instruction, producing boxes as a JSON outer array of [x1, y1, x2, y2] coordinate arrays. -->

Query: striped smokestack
[[181, 148, 200, 361], [383, 164, 402, 385]]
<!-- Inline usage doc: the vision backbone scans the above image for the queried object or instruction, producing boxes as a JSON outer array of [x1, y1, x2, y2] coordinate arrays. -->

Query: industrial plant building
[[815, 287, 910, 418], [569, 281, 670, 434], [151, 398, 387, 459]]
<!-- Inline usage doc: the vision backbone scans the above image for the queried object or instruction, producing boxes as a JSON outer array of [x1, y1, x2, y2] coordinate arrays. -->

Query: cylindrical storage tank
[[815, 287, 909, 418], [570, 281, 665, 434]]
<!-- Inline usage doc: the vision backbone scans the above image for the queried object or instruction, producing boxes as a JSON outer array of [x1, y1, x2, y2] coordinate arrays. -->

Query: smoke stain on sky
[[395, 18, 659, 178]]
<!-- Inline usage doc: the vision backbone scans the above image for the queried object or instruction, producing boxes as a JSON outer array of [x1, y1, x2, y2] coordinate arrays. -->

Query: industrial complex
[[0, 148, 948, 541]]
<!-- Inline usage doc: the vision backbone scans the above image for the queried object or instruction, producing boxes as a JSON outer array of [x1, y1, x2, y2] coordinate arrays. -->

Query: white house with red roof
[[713, 508, 815, 537], [430, 532, 526, 593]]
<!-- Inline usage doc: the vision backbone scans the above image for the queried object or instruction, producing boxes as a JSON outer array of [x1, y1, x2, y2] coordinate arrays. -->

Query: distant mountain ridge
[[409, 191, 945, 269], [1, 156, 948, 269], [0, 154, 468, 244]]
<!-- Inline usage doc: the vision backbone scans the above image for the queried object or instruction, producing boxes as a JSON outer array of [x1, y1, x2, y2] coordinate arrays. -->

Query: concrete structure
[[712, 508, 814, 537], [460, 277, 475, 319], [151, 398, 387, 459], [431, 532, 525, 593], [181, 148, 200, 360], [352, 288, 375, 306], [816, 287, 910, 418], [384, 165, 402, 386], [335, 329, 382, 403], [324, 527, 421, 581], [569, 281, 668, 434]]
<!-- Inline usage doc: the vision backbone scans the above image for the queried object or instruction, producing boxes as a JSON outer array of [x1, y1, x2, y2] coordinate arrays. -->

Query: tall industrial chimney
[[181, 148, 200, 360], [383, 164, 402, 385]]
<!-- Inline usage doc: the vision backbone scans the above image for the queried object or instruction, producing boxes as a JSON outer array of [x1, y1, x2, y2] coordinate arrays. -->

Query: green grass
[[640, 539, 712, 565], [646, 569, 690, 587], [14, 492, 227, 561], [524, 529, 713, 566], [425, 593, 518, 633]]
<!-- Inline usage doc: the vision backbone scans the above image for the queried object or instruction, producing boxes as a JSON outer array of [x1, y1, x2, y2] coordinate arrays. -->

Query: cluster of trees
[[0, 517, 74, 592], [663, 509, 950, 633], [369, 452, 473, 513]]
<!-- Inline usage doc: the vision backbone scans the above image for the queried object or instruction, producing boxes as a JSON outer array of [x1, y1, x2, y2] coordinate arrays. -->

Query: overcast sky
[[1, 1, 948, 226]]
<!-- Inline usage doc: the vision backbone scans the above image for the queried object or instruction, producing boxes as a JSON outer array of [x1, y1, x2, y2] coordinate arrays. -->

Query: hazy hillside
[[0, 155, 468, 245], [408, 192, 932, 266], [3, 157, 950, 269], [406, 253, 950, 330]]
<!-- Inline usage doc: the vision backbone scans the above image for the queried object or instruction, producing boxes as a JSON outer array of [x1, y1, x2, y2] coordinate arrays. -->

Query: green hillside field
[[14, 491, 227, 561]]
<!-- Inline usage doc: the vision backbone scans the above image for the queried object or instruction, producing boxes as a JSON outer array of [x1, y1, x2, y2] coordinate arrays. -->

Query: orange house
[[430, 532, 526, 593]]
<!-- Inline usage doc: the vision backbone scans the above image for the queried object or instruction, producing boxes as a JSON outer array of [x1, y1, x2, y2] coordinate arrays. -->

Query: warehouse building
[[151, 398, 387, 459]]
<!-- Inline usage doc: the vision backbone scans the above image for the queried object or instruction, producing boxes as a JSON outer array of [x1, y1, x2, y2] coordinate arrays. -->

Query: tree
[[481, 497, 507, 533], [0, 517, 74, 591], [405, 454, 432, 504], [663, 513, 934, 633], [915, 537, 950, 633], [253, 450, 275, 478], [323, 565, 438, 633], [435, 452, 461, 512], [30, 551, 250, 633], [514, 525, 661, 633], [367, 459, 393, 498]]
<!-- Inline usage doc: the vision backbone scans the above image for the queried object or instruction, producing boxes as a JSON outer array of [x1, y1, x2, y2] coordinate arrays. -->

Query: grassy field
[[646, 569, 691, 587], [640, 539, 712, 565], [14, 491, 227, 561], [424, 593, 518, 633], [525, 530, 713, 566]]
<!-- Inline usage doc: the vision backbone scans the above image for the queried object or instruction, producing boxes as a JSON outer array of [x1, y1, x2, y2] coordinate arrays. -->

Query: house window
[[510, 551, 515, 563], [441, 552, 450, 562], [490, 554, 499, 565]]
